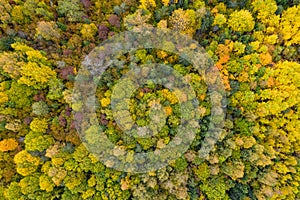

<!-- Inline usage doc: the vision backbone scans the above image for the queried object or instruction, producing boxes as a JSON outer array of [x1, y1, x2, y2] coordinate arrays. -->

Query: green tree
[[32, 101, 49, 116], [24, 131, 54, 152], [57, 0, 85, 22]]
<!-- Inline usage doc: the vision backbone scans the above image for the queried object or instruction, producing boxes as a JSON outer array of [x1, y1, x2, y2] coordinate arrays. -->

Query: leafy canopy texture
[[0, 0, 300, 199]]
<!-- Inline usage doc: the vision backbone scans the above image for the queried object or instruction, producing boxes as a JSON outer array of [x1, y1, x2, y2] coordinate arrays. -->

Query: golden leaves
[[0, 139, 18, 152]]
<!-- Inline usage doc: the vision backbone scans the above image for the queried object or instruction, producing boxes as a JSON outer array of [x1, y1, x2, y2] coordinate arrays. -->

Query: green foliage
[[47, 78, 64, 100], [201, 177, 230, 200], [4, 182, 23, 200], [30, 118, 49, 133], [57, 0, 85, 22], [24, 131, 54, 152], [173, 157, 188, 171], [6, 81, 35, 108], [32, 101, 49, 116]]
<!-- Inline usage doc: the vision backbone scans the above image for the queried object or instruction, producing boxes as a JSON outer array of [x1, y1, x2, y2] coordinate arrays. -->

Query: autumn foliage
[[0, 0, 300, 199]]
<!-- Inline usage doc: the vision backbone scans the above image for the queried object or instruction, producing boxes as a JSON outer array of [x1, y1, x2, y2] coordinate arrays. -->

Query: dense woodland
[[0, 0, 300, 199]]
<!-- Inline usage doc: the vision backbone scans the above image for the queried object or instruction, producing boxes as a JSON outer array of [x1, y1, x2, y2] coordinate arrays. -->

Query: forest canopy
[[0, 0, 300, 199]]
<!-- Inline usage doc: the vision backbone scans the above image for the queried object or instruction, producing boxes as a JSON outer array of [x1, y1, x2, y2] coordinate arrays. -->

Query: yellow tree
[[0, 139, 18, 152], [279, 5, 300, 46], [228, 10, 255, 33], [7, 42, 57, 89], [169, 8, 198, 36]]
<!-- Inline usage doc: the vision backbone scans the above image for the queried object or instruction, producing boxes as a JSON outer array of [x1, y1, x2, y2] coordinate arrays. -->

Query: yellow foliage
[[18, 62, 56, 89], [80, 23, 98, 40], [51, 157, 65, 166], [240, 136, 256, 149], [252, 0, 278, 25], [11, 42, 34, 53], [228, 10, 255, 33], [233, 41, 246, 55], [0, 139, 18, 152], [30, 118, 49, 133], [259, 53, 272, 66], [213, 14, 227, 27], [6, 42, 57, 89], [157, 20, 168, 29], [253, 29, 265, 41], [0, 1, 12, 30], [100, 97, 111, 107], [162, 0, 170, 6], [169, 9, 198, 36], [25, 50, 46, 62], [164, 106, 173, 116], [0, 92, 8, 104], [0, 52, 22, 79], [264, 34, 277, 45], [11, 5, 25, 24], [88, 175, 96, 187], [39, 175, 54, 192], [82, 188, 95, 199], [14, 150, 40, 176], [139, 0, 156, 10], [156, 50, 168, 59], [161, 89, 179, 104], [258, 45, 268, 53], [193, 0, 205, 9], [279, 5, 300, 46]]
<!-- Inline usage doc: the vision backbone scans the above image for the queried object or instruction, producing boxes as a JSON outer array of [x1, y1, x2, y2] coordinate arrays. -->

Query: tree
[[19, 175, 40, 196], [18, 62, 56, 89], [0, 139, 18, 152], [228, 10, 255, 33], [213, 14, 227, 27], [35, 21, 61, 43], [221, 161, 245, 180], [252, 0, 278, 24], [14, 150, 40, 176], [139, 0, 156, 10], [39, 174, 55, 192], [24, 131, 54, 152], [4, 182, 24, 200], [169, 8, 198, 36], [0, 0, 12, 31], [279, 5, 300, 46], [124, 9, 152, 30], [200, 177, 230, 200], [57, 0, 85, 22], [32, 101, 49, 116], [29, 118, 49, 133], [2, 42, 58, 90], [80, 23, 98, 40], [6, 81, 36, 109]]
